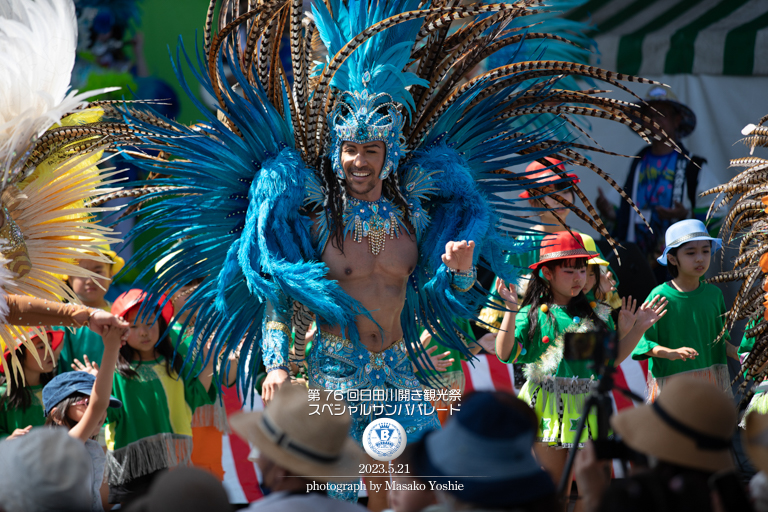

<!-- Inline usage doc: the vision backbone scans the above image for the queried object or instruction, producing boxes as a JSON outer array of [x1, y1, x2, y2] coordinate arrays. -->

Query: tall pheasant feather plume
[[703, 117, 768, 404]]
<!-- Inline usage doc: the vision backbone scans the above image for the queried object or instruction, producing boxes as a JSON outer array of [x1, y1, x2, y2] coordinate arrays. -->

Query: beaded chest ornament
[[343, 196, 406, 256]]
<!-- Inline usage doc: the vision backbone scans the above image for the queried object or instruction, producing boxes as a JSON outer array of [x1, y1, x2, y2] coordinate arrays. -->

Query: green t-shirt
[[739, 319, 758, 355], [502, 303, 614, 379], [105, 357, 215, 451], [631, 282, 729, 379], [54, 303, 111, 373], [0, 384, 45, 439], [56, 327, 104, 374]]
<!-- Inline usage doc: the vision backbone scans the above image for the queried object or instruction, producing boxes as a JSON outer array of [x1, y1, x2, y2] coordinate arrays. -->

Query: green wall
[[140, 0, 212, 125]]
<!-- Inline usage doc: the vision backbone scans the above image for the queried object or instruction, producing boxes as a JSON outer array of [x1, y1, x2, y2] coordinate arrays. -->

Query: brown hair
[[0, 346, 55, 411], [587, 264, 606, 301]]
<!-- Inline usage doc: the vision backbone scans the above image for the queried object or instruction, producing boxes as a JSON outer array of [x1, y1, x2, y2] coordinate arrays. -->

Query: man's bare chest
[[321, 233, 418, 282]]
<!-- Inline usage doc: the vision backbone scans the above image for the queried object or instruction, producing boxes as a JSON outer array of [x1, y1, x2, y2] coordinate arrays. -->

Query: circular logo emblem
[[362, 418, 406, 461]]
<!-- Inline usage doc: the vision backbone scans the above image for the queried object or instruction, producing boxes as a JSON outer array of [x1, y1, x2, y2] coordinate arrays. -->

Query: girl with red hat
[[479, 159, 618, 330], [0, 329, 65, 440], [103, 289, 216, 507], [494, 231, 667, 499]]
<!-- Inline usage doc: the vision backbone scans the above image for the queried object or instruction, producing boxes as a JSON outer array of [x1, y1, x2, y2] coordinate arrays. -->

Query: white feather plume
[[0, 0, 116, 184]]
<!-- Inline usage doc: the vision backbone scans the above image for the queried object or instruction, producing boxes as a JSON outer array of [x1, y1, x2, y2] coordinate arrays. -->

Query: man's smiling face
[[340, 140, 386, 200]]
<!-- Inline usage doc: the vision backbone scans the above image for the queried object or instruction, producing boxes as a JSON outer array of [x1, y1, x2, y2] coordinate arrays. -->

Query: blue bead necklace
[[343, 195, 405, 255]]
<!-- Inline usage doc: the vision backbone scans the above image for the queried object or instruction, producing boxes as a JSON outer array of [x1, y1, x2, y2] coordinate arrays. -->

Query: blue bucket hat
[[410, 391, 555, 508], [657, 219, 722, 266], [43, 372, 122, 417]]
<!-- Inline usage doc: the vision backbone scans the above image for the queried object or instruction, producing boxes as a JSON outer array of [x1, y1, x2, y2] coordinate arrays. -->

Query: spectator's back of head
[[411, 391, 557, 511], [0, 427, 92, 512], [124, 467, 231, 512]]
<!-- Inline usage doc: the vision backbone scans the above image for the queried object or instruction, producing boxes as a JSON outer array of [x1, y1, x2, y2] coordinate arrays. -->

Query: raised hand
[[599, 270, 616, 295], [441, 240, 475, 271], [426, 345, 453, 372], [72, 355, 99, 376], [495, 278, 517, 309], [414, 344, 453, 373], [617, 296, 638, 336], [102, 324, 126, 349], [635, 295, 668, 331], [475, 332, 497, 355], [88, 310, 129, 341]]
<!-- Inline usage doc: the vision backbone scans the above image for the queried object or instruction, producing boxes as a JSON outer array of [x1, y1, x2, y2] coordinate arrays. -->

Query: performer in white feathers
[[0, 0, 136, 375]]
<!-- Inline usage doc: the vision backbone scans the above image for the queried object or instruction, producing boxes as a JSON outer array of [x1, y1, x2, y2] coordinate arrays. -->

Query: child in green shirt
[[478, 158, 580, 331], [57, 246, 124, 373], [494, 231, 666, 500], [43, 325, 124, 512], [630, 219, 738, 401], [0, 329, 64, 439], [104, 289, 216, 507]]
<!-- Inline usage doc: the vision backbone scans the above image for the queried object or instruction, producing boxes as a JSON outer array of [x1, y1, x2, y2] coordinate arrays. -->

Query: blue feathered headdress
[[313, 0, 428, 179]]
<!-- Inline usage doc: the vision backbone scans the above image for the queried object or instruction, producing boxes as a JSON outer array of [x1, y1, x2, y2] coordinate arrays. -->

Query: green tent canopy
[[567, 0, 768, 76]]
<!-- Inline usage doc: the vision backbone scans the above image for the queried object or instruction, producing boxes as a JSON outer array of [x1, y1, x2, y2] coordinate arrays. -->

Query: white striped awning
[[566, 0, 768, 76]]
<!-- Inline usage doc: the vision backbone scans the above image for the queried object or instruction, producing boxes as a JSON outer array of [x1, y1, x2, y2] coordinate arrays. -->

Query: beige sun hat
[[611, 377, 736, 473], [229, 384, 363, 482], [743, 411, 768, 473]]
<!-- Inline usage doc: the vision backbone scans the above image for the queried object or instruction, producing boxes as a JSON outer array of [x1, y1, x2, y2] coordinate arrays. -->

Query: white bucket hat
[[657, 219, 722, 266]]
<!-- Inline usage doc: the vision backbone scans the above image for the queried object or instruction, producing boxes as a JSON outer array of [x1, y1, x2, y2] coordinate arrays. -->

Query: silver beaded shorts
[[307, 331, 440, 445]]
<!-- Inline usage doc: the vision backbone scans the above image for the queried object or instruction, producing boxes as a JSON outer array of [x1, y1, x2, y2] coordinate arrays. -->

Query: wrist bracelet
[[449, 266, 476, 292], [265, 321, 291, 338], [86, 308, 99, 327], [267, 365, 290, 373]]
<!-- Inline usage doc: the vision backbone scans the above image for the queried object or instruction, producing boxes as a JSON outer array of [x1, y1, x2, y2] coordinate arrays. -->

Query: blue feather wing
[[119, 39, 368, 390]]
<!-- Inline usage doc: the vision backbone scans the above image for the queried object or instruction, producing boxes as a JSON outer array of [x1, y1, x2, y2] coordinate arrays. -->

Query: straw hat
[[229, 384, 363, 482], [642, 85, 697, 138], [519, 158, 580, 199], [612, 377, 736, 472], [743, 411, 768, 473], [529, 231, 590, 270]]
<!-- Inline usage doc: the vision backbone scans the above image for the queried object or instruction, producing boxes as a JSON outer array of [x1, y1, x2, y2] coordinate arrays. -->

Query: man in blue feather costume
[[118, 0, 675, 507]]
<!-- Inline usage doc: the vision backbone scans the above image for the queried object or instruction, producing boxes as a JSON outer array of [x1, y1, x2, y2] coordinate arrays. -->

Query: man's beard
[[344, 165, 379, 195]]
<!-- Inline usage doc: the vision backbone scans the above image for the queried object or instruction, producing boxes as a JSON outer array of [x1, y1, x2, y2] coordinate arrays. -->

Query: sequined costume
[[110, 0, 681, 498], [309, 332, 440, 443]]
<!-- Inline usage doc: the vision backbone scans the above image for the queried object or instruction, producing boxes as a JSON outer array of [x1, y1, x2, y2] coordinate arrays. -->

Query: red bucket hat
[[111, 289, 174, 324], [529, 231, 591, 270], [519, 158, 580, 199]]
